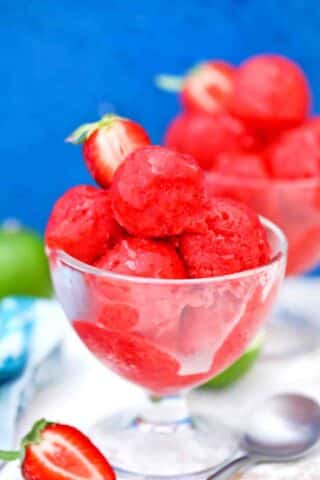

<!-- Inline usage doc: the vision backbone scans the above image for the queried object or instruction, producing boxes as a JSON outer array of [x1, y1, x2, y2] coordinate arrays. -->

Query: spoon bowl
[[243, 394, 320, 460], [208, 393, 320, 480]]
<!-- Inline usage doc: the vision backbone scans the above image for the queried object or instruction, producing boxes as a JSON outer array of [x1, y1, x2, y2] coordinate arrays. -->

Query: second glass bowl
[[206, 173, 320, 357]]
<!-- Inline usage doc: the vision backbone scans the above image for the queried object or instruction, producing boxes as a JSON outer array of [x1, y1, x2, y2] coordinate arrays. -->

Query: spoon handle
[[206, 452, 252, 480]]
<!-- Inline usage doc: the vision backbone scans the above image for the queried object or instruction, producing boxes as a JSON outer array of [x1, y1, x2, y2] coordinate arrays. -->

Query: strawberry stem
[[155, 62, 206, 92], [66, 114, 122, 144], [65, 122, 99, 144], [0, 450, 21, 461], [154, 74, 184, 92], [21, 419, 50, 449], [0, 419, 50, 464]]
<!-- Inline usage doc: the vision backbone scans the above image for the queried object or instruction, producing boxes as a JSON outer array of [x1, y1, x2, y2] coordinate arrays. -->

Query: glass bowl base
[[89, 409, 238, 479]]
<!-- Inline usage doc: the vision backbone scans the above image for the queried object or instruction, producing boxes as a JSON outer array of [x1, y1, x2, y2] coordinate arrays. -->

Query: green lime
[[0, 222, 52, 298], [201, 332, 264, 390]]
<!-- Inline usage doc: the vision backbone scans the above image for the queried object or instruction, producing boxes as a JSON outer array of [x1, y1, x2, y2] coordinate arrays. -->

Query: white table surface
[[16, 278, 320, 479]]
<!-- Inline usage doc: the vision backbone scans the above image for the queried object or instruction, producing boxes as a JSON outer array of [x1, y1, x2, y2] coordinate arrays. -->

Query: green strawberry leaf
[[21, 418, 50, 449], [65, 122, 99, 144], [66, 114, 123, 144], [154, 74, 184, 92], [0, 419, 52, 464]]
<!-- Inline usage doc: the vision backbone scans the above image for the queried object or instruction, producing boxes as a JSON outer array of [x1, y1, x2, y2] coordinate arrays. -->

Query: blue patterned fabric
[[0, 298, 64, 450], [0, 298, 34, 385]]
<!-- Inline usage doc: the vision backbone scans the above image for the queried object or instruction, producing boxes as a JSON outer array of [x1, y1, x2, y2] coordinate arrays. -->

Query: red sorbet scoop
[[96, 238, 187, 279], [265, 119, 320, 179], [214, 151, 268, 179], [46, 185, 122, 263], [179, 198, 270, 278], [111, 146, 208, 237], [230, 54, 311, 130], [165, 111, 259, 170]]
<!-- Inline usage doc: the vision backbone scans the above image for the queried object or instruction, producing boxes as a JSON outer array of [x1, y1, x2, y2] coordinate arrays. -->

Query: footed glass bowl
[[47, 217, 286, 479], [206, 173, 320, 358]]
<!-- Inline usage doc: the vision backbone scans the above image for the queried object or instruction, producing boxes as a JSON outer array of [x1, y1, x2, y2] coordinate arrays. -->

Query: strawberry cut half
[[156, 61, 235, 115], [67, 114, 150, 188], [181, 61, 235, 114], [0, 419, 115, 480]]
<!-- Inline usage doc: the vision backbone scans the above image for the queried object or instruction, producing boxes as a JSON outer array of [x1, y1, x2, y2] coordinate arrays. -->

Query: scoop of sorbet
[[96, 237, 187, 279], [111, 146, 208, 237], [179, 198, 270, 278], [46, 185, 122, 263], [265, 120, 320, 179], [165, 111, 259, 170], [230, 54, 311, 130], [214, 151, 268, 179]]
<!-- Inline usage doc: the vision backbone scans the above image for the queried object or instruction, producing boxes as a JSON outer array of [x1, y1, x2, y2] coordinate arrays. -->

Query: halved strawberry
[[67, 114, 150, 187], [181, 61, 235, 113], [0, 419, 115, 480], [156, 61, 235, 114]]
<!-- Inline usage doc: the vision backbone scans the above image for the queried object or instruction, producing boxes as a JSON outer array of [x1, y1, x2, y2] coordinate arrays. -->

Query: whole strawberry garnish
[[0, 419, 115, 480], [156, 60, 235, 114], [67, 114, 150, 187]]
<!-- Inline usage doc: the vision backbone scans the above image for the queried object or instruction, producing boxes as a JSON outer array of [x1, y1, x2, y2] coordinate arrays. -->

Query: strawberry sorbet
[[179, 198, 270, 278], [265, 121, 320, 179], [95, 238, 187, 279], [230, 54, 311, 130], [46, 185, 122, 263], [111, 146, 208, 237], [47, 114, 285, 399], [214, 151, 268, 179], [165, 111, 259, 170]]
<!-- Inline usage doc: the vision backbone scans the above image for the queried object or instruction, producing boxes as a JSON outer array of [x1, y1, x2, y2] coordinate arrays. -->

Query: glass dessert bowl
[[206, 173, 320, 357], [47, 217, 286, 479]]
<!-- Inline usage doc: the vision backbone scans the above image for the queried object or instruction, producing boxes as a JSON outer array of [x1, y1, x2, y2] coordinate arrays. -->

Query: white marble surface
[[13, 278, 320, 479]]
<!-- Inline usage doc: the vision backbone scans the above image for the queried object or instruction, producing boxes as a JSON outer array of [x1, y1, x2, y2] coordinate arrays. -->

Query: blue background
[[2, 0, 320, 239]]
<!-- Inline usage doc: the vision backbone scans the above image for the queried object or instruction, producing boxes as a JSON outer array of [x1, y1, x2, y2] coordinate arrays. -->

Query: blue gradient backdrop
[[1, 0, 320, 272]]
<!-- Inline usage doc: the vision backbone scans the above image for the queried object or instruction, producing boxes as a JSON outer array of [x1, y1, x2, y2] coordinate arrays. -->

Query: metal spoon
[[208, 393, 320, 480]]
